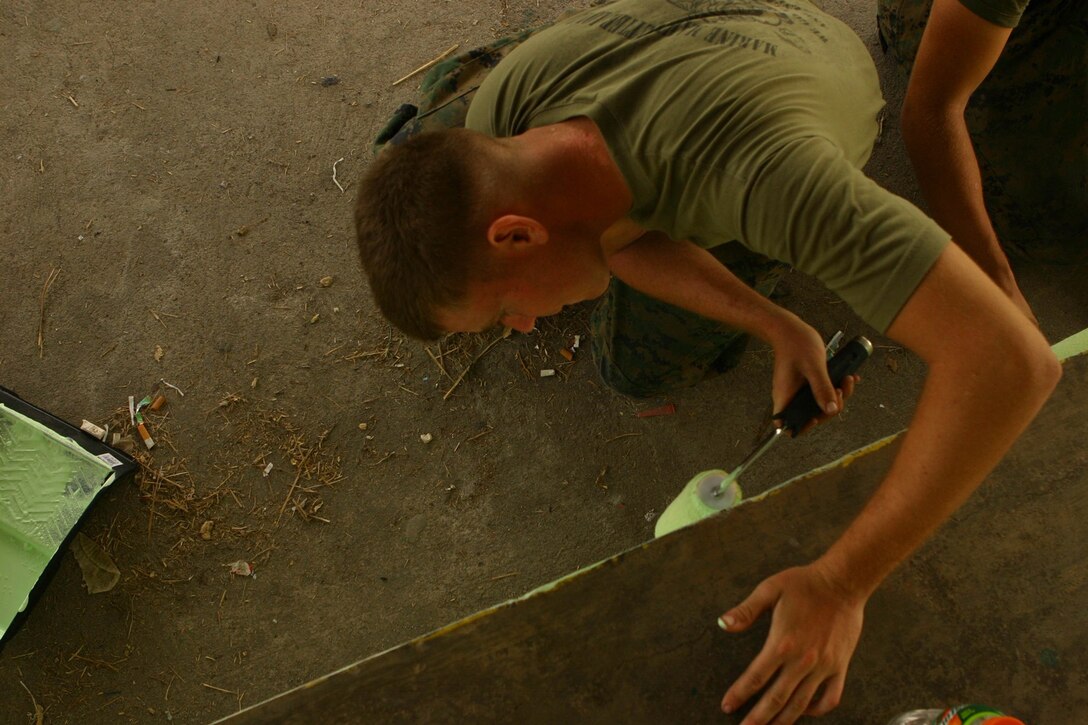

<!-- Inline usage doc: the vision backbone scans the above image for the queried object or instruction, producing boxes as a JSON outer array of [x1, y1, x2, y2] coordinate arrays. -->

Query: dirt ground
[[0, 1, 1084, 723]]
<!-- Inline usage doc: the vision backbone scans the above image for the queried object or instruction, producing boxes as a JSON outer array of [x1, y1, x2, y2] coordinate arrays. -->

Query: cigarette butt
[[136, 422, 155, 450], [540, 369, 556, 378], [149, 394, 167, 411], [80, 419, 107, 441], [559, 348, 574, 361]]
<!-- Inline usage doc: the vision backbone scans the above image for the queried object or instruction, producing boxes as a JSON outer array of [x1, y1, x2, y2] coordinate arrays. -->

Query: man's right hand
[[767, 314, 855, 434]]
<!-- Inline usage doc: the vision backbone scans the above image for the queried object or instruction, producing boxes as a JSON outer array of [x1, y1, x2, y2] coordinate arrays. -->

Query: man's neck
[[511, 118, 633, 235]]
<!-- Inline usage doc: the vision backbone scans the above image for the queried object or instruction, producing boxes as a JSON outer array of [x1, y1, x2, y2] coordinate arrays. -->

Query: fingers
[[795, 375, 861, 436], [727, 660, 841, 724], [719, 579, 782, 716], [840, 374, 858, 399], [805, 360, 839, 417], [719, 579, 780, 634], [721, 642, 781, 716], [767, 673, 824, 725], [805, 674, 845, 716], [726, 650, 825, 724], [823, 374, 860, 414]]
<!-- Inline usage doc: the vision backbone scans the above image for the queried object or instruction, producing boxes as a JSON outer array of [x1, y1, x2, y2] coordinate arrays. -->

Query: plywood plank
[[224, 353, 1087, 724]]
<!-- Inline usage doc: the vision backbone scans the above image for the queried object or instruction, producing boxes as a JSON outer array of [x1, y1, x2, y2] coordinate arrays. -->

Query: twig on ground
[[454, 424, 494, 452], [147, 467, 162, 543], [36, 267, 60, 357], [202, 682, 238, 696], [148, 308, 178, 328], [19, 680, 43, 725], [515, 350, 533, 379], [425, 345, 449, 378], [486, 571, 518, 582], [392, 43, 460, 86], [331, 157, 345, 193], [604, 433, 642, 444], [369, 452, 397, 467], [160, 379, 186, 396], [444, 334, 505, 400], [277, 447, 315, 525], [69, 647, 126, 672]]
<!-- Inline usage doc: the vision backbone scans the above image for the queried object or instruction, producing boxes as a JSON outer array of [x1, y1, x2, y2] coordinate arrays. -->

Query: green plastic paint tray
[[0, 386, 137, 647]]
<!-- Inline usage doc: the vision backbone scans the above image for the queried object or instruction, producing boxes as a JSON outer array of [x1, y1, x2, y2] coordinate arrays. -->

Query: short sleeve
[[739, 136, 950, 332], [957, 0, 1030, 28]]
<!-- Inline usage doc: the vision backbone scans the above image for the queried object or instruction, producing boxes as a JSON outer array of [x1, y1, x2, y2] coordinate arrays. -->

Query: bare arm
[[607, 231, 844, 416], [901, 0, 1034, 320], [819, 243, 1059, 591], [720, 244, 1060, 723]]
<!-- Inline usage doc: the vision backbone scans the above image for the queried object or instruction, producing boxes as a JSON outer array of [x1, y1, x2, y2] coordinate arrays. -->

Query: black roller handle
[[775, 336, 873, 434]]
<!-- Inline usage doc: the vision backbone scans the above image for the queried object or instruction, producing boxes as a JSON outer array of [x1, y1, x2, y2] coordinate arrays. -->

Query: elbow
[[1037, 342, 1063, 398], [963, 324, 1061, 412], [1016, 333, 1062, 406], [900, 94, 963, 148], [899, 99, 929, 156]]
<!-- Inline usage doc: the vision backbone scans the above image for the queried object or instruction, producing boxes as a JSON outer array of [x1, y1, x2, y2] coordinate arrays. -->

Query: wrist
[[759, 306, 806, 349], [811, 552, 878, 604]]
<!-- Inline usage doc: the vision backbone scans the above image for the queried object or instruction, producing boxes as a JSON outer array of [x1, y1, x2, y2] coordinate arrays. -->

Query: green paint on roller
[[655, 470, 742, 538], [1052, 327, 1088, 362], [656, 336, 872, 538]]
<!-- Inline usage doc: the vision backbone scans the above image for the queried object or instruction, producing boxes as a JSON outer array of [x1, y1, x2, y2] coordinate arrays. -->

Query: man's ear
[[486, 215, 548, 254]]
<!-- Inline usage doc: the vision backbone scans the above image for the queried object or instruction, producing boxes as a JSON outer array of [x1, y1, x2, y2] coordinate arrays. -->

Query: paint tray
[[0, 386, 137, 646]]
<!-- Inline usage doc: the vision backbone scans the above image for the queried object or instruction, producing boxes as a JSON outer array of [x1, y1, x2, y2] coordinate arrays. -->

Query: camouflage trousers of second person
[[374, 29, 785, 398], [878, 0, 1087, 265]]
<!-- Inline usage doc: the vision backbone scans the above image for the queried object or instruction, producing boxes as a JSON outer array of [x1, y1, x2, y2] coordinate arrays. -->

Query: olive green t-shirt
[[465, 0, 950, 333], [960, 0, 1030, 28]]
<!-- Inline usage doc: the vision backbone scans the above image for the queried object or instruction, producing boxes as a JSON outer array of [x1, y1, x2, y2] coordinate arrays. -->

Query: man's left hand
[[718, 563, 866, 723]]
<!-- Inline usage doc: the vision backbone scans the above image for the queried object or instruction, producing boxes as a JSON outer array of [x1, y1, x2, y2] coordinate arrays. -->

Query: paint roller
[[655, 335, 873, 538]]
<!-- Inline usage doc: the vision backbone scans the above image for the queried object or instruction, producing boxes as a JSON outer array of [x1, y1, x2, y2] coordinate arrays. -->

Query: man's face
[[435, 241, 611, 335]]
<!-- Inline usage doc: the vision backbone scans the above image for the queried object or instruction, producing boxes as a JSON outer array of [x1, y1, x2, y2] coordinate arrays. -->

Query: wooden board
[[223, 352, 1087, 724]]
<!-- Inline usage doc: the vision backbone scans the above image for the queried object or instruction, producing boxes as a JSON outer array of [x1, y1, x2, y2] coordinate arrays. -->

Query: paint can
[[885, 704, 1024, 725]]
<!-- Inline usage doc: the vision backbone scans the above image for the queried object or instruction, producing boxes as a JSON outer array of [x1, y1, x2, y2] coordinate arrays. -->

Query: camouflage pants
[[590, 246, 784, 397], [877, 0, 1087, 265], [377, 31, 784, 398]]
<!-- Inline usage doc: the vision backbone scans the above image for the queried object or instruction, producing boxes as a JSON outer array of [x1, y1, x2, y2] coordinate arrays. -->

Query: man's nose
[[501, 314, 536, 333]]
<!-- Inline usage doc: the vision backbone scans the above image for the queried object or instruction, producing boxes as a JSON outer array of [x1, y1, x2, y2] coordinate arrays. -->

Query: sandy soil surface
[[1, 1, 1084, 722]]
